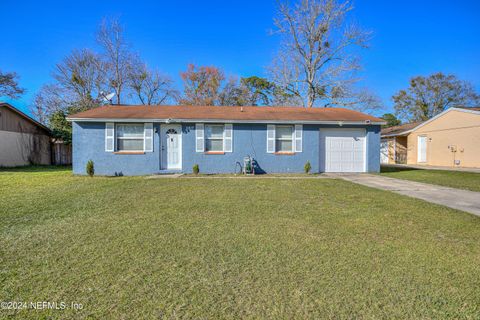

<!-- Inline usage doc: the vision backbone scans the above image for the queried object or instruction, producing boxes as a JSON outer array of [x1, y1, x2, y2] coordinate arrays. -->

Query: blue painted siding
[[72, 121, 381, 175], [183, 123, 320, 174], [366, 125, 381, 172], [73, 122, 161, 176]]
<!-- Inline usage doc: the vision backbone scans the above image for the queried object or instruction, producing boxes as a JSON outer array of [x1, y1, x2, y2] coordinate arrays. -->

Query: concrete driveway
[[334, 174, 480, 217]]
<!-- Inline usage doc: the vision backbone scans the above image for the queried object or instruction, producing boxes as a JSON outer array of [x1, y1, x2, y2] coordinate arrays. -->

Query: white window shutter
[[105, 122, 114, 152], [195, 123, 204, 152], [224, 124, 233, 152], [144, 123, 153, 152], [294, 124, 303, 153], [267, 125, 275, 153]]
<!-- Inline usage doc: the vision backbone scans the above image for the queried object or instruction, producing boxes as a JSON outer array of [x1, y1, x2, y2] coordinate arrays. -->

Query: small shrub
[[304, 161, 311, 174], [86, 160, 95, 177], [193, 164, 199, 175]]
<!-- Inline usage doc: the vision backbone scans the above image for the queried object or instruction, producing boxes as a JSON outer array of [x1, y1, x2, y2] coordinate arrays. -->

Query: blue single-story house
[[67, 105, 385, 176]]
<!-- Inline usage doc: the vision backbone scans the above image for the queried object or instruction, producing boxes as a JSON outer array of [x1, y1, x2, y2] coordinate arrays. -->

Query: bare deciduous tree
[[180, 64, 225, 106], [30, 16, 177, 143], [394, 73, 480, 122], [31, 84, 71, 125], [271, 0, 374, 109], [0, 70, 25, 99], [129, 63, 179, 105], [269, 51, 304, 106], [97, 18, 137, 105], [31, 49, 106, 124], [218, 77, 250, 106], [53, 49, 105, 108]]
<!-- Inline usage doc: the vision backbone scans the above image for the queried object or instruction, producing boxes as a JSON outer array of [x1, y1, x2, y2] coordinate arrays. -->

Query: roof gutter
[[67, 117, 386, 125]]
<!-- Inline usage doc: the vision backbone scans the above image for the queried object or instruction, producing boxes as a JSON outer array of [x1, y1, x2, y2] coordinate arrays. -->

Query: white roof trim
[[67, 117, 385, 125], [453, 107, 480, 115]]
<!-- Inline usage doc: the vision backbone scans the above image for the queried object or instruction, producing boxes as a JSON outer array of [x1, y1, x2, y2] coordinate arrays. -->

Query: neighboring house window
[[205, 124, 224, 152], [275, 125, 294, 152], [116, 124, 144, 151]]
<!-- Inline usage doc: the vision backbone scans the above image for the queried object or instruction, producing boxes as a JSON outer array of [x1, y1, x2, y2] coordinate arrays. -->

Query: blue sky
[[1, 0, 479, 117]]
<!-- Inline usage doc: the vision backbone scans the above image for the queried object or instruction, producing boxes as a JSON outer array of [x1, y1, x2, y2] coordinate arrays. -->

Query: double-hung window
[[205, 124, 224, 152], [195, 123, 232, 153], [275, 125, 294, 152], [116, 124, 144, 151]]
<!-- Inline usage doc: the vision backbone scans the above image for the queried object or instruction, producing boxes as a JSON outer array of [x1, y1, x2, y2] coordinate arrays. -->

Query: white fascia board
[[450, 107, 480, 116], [67, 117, 385, 125]]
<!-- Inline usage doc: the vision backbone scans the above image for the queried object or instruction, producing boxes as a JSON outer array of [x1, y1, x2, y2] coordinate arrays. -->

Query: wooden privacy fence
[[52, 142, 72, 165]]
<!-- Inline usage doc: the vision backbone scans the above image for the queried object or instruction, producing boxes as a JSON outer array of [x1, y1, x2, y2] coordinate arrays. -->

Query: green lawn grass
[[1, 167, 480, 319], [380, 166, 480, 192]]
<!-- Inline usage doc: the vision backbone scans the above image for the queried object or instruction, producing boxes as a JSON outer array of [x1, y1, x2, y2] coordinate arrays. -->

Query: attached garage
[[320, 128, 366, 173]]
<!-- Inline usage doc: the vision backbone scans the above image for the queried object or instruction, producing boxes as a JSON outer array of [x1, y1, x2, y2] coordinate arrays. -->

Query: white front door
[[161, 124, 182, 170], [417, 136, 427, 163], [321, 128, 366, 173]]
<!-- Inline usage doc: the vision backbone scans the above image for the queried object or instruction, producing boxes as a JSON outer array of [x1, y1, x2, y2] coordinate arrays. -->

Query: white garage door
[[321, 129, 366, 173]]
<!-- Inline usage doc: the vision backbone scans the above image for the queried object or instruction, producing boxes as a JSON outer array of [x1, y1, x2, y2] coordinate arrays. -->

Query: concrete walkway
[[335, 174, 480, 217]]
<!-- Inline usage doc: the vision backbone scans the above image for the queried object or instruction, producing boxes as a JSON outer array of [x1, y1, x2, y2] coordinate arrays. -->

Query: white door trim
[[417, 135, 427, 163], [380, 139, 389, 164], [161, 124, 182, 170], [320, 128, 367, 173], [393, 136, 397, 164]]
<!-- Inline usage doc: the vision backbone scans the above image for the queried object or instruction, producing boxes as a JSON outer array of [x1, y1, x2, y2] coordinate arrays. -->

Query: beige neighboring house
[[381, 107, 480, 168], [0, 102, 52, 167]]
